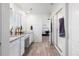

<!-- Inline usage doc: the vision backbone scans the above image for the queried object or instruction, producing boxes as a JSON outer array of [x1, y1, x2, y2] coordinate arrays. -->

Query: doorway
[[42, 18, 50, 43]]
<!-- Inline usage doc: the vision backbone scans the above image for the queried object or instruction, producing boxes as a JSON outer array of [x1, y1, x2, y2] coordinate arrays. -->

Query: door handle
[[0, 42, 1, 45]]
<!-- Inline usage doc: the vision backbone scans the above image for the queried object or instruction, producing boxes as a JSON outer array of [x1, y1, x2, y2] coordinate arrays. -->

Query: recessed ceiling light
[[50, 3, 53, 5], [26, 8, 32, 14], [26, 11, 31, 14]]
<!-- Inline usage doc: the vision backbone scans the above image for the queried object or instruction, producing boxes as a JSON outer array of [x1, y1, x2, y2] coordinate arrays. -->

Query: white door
[[57, 8, 65, 55]]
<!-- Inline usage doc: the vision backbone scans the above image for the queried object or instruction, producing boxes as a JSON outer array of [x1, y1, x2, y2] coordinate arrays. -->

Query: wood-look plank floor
[[23, 36, 60, 56]]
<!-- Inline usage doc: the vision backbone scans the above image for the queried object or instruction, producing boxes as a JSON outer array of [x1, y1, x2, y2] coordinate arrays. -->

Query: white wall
[[0, 4, 10, 56], [24, 14, 49, 42], [68, 3, 79, 56]]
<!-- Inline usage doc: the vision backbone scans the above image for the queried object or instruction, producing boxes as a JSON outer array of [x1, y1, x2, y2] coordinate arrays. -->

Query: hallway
[[24, 36, 60, 56]]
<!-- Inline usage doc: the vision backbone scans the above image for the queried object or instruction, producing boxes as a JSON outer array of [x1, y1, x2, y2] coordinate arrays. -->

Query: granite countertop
[[9, 30, 33, 42]]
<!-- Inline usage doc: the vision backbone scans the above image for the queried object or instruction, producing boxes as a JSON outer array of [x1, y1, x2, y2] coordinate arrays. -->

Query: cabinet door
[[31, 33, 33, 43], [29, 35, 31, 45], [10, 39, 20, 56], [29, 33, 33, 45], [21, 37, 25, 55]]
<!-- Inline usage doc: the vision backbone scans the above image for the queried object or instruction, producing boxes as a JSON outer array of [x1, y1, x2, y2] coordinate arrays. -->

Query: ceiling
[[15, 3, 53, 14]]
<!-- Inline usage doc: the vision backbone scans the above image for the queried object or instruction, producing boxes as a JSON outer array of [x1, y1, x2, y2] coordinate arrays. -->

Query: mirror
[[10, 7, 22, 35]]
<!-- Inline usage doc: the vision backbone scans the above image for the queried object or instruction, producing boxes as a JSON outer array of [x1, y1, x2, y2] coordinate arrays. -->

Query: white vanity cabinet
[[9, 31, 34, 56], [9, 38, 21, 56], [20, 36, 25, 55], [29, 32, 33, 45]]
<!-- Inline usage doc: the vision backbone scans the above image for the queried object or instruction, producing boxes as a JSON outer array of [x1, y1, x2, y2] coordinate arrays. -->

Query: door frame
[[51, 4, 69, 56]]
